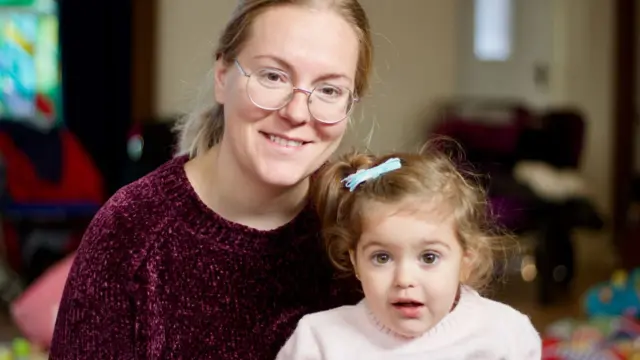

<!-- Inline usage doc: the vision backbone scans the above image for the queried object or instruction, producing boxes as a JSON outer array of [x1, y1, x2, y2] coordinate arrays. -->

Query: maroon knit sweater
[[49, 155, 360, 359]]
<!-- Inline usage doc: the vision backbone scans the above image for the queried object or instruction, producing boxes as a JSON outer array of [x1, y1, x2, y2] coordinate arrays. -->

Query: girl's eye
[[372, 253, 391, 265], [421, 252, 439, 265]]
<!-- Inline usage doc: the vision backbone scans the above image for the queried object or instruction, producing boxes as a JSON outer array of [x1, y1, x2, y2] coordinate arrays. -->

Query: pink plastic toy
[[10, 253, 76, 349]]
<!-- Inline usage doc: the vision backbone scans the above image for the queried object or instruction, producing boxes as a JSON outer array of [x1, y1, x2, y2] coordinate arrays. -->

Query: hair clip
[[341, 157, 402, 192]]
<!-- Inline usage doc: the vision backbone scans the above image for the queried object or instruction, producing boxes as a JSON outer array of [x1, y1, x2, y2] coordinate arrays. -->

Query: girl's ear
[[349, 250, 360, 280], [459, 249, 476, 283]]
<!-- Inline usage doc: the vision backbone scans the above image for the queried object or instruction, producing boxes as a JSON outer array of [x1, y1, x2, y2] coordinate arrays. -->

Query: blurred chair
[[516, 109, 585, 169], [521, 108, 602, 304], [429, 98, 539, 231], [429, 100, 603, 305]]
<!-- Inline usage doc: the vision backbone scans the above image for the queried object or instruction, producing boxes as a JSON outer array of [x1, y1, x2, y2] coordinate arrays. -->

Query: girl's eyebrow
[[418, 239, 451, 250], [360, 238, 452, 252], [361, 240, 386, 251]]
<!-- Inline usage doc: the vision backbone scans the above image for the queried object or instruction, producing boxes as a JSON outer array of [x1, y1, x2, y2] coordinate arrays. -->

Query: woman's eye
[[372, 253, 390, 264], [319, 86, 339, 96], [421, 252, 439, 265], [256, 69, 288, 83], [265, 71, 284, 82]]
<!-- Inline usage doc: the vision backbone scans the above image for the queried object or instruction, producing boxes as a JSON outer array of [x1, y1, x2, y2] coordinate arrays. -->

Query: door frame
[[612, 0, 637, 268], [132, 0, 157, 124]]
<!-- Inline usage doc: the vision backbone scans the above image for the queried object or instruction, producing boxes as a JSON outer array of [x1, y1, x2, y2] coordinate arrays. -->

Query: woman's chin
[[257, 167, 310, 189]]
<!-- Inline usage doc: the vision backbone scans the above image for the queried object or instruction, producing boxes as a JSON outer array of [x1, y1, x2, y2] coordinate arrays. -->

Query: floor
[[492, 229, 619, 332], [0, 310, 19, 340]]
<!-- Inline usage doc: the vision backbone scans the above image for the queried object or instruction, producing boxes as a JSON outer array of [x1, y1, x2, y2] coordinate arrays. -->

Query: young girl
[[276, 148, 542, 359]]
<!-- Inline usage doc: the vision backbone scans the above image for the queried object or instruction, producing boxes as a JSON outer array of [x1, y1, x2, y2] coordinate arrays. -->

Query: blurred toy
[[584, 268, 640, 318], [570, 325, 605, 352], [10, 252, 75, 349], [543, 315, 640, 359], [543, 268, 640, 359], [545, 316, 620, 341], [546, 318, 579, 340], [0, 337, 48, 360]]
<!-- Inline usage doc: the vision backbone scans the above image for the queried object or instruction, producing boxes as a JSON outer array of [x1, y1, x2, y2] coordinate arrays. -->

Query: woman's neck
[[185, 144, 309, 230]]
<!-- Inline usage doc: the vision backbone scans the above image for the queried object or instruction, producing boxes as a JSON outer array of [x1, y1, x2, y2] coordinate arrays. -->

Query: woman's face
[[214, 5, 360, 188]]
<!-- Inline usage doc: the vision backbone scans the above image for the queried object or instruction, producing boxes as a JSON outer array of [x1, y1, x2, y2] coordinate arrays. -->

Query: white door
[[456, 0, 554, 109]]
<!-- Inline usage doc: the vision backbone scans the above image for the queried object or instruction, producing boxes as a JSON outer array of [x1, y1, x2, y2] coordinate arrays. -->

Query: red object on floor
[[541, 336, 563, 360]]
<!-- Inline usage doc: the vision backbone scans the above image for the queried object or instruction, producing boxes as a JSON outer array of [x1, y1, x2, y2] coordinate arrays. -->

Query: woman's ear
[[213, 57, 230, 104]]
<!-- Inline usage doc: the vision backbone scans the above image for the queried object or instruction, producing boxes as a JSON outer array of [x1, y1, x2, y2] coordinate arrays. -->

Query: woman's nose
[[278, 89, 311, 126]]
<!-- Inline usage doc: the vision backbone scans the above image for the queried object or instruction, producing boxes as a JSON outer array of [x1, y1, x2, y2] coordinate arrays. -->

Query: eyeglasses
[[234, 59, 358, 124]]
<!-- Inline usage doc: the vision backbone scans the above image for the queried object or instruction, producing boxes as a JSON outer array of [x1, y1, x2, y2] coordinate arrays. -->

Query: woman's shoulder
[[118, 155, 190, 203], [83, 156, 192, 246], [102, 155, 191, 219], [71, 156, 194, 276]]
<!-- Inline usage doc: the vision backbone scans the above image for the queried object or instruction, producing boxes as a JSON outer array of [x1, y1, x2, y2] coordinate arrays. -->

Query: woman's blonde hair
[[174, 0, 374, 158], [310, 142, 514, 292]]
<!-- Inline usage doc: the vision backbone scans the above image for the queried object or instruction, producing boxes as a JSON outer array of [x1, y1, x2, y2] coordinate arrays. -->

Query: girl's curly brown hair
[[310, 141, 514, 293]]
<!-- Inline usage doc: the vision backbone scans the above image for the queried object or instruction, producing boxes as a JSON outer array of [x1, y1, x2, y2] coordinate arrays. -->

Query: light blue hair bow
[[341, 157, 402, 192]]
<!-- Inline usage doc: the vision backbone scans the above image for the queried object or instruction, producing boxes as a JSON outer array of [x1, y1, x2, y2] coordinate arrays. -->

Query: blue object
[[342, 157, 402, 192], [583, 268, 640, 318], [2, 201, 100, 220]]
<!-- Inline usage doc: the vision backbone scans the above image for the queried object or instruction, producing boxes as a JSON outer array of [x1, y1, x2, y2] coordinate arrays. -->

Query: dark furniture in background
[[429, 99, 604, 305]]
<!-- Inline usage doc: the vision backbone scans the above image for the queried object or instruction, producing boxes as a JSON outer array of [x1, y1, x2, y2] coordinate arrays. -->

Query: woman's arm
[[49, 201, 141, 359]]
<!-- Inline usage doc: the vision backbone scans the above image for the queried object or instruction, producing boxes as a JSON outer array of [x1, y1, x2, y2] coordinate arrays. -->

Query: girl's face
[[213, 5, 360, 188], [350, 200, 473, 338]]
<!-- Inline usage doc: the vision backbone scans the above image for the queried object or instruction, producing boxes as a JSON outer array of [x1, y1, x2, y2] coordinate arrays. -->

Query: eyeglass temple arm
[[234, 59, 250, 77]]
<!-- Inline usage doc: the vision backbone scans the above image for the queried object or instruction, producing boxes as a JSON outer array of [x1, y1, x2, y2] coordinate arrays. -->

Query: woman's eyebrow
[[252, 54, 352, 83], [252, 54, 292, 71]]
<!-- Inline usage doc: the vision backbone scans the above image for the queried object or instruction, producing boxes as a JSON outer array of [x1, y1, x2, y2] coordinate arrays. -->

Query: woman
[[49, 0, 373, 359]]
